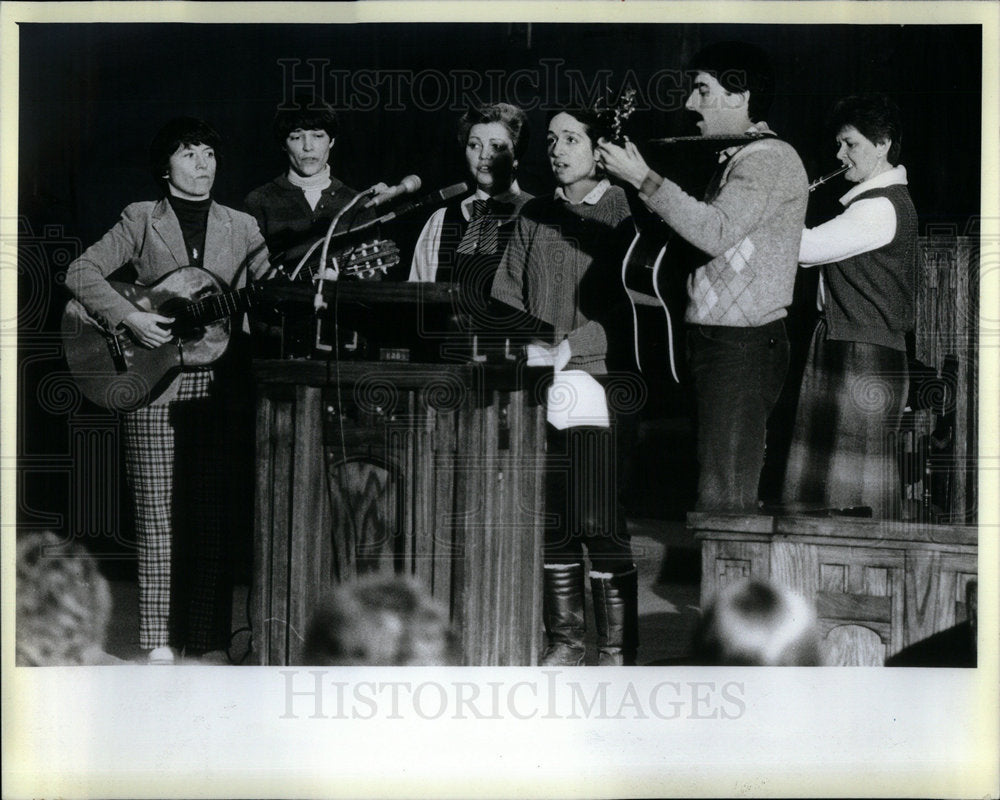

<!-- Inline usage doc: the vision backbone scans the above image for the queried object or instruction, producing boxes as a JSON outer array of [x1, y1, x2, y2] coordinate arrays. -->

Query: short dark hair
[[829, 93, 903, 165], [149, 117, 222, 187], [457, 102, 530, 159], [689, 41, 775, 122], [273, 94, 339, 146], [546, 107, 612, 148]]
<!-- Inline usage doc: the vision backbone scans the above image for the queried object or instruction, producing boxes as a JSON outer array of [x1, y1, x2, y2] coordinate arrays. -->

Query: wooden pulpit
[[250, 282, 550, 665]]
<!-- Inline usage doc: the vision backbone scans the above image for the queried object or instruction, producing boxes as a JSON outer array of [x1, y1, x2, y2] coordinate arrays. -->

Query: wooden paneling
[[913, 236, 977, 521], [252, 359, 546, 666], [699, 538, 770, 607], [824, 624, 887, 667], [692, 513, 977, 666], [816, 591, 891, 623]]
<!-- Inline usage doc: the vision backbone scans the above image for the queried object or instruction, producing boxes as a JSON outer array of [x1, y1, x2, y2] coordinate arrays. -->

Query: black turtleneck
[[167, 194, 211, 268]]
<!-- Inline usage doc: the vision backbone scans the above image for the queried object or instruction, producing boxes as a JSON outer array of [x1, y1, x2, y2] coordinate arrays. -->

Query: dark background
[[16, 23, 982, 562]]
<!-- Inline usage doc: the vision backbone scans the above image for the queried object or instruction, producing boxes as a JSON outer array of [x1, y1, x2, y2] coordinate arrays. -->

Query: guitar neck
[[646, 132, 772, 147], [175, 283, 259, 326]]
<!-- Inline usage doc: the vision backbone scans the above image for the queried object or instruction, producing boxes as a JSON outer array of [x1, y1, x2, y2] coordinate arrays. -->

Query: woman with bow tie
[[409, 103, 533, 318]]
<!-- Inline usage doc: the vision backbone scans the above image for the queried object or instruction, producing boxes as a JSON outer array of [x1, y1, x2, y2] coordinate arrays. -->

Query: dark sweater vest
[[436, 200, 517, 315], [824, 184, 917, 351]]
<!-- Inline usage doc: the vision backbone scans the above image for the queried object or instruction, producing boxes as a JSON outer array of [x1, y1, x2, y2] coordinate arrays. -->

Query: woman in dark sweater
[[492, 109, 638, 665], [783, 95, 917, 518]]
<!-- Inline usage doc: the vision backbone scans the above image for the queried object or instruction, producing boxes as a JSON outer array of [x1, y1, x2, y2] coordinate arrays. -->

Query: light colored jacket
[[66, 197, 270, 403]]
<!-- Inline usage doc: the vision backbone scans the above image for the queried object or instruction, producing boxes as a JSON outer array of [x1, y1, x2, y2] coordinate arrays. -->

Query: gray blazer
[[66, 197, 270, 403]]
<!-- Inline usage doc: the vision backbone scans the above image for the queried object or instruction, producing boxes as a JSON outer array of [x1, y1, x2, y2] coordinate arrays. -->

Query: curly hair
[[457, 102, 530, 160], [16, 531, 113, 666]]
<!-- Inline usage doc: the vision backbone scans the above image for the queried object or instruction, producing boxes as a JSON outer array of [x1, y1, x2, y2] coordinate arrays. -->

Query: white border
[[2, 3, 997, 798]]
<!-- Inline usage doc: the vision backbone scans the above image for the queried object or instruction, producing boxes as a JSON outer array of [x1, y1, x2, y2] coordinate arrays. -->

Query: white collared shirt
[[799, 164, 909, 308], [409, 181, 526, 282], [554, 178, 611, 206]]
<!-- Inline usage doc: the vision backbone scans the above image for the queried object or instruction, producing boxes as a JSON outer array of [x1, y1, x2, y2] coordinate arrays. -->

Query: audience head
[[693, 579, 823, 666], [16, 531, 113, 666], [302, 574, 459, 666]]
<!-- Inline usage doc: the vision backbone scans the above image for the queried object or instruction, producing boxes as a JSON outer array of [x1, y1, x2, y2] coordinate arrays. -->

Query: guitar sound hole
[[177, 324, 207, 342]]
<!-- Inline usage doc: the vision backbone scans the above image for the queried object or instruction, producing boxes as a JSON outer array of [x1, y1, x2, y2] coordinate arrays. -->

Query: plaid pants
[[123, 371, 232, 651]]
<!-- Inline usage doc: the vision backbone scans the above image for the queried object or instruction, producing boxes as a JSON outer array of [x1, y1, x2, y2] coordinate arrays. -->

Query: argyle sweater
[[642, 136, 808, 327]]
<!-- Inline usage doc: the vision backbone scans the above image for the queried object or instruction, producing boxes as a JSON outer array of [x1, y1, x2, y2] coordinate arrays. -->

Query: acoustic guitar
[[607, 90, 768, 383], [605, 89, 687, 384], [62, 239, 400, 411]]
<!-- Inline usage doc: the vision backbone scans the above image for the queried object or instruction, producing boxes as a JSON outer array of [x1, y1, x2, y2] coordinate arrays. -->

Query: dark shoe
[[591, 567, 639, 666], [540, 563, 586, 666]]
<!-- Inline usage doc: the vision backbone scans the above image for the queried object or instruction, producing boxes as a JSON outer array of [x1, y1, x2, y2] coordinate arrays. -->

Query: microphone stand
[[311, 188, 375, 354], [313, 188, 375, 313]]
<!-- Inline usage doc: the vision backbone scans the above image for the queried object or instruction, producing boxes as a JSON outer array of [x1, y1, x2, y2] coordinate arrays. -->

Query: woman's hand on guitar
[[123, 310, 174, 348], [596, 138, 650, 190]]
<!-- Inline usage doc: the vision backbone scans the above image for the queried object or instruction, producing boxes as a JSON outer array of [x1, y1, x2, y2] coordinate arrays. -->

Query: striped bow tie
[[456, 199, 515, 255]]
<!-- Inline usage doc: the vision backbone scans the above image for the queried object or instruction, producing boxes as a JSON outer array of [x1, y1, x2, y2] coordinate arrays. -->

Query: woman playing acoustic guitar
[[66, 117, 270, 664]]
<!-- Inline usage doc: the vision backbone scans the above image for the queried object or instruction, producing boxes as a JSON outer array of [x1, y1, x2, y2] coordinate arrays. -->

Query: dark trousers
[[687, 320, 789, 512], [544, 421, 633, 574]]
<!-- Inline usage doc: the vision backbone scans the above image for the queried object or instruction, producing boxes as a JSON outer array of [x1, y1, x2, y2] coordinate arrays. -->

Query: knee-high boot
[[591, 566, 639, 666], [540, 562, 586, 666]]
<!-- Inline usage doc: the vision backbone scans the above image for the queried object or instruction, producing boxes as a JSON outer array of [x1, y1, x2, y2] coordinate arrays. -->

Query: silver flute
[[808, 165, 849, 192]]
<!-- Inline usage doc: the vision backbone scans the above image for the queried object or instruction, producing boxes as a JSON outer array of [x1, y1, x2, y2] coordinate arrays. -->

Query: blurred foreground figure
[[693, 579, 823, 666], [301, 575, 459, 666], [16, 531, 122, 666]]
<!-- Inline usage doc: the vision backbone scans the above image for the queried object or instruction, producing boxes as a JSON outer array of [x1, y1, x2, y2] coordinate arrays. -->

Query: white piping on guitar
[[649, 245, 679, 384]]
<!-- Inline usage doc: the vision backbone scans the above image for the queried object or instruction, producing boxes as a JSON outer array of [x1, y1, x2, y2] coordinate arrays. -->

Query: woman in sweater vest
[[492, 109, 638, 666], [409, 103, 533, 321], [783, 95, 917, 518]]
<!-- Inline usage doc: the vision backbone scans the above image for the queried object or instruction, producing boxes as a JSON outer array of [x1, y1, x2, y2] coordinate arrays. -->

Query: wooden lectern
[[251, 282, 551, 665]]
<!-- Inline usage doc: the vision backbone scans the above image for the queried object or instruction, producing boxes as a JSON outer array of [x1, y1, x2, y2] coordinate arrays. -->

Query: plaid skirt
[[782, 320, 908, 519], [123, 370, 233, 651]]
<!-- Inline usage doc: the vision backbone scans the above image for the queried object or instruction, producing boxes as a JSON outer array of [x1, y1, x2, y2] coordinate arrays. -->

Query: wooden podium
[[250, 283, 550, 665]]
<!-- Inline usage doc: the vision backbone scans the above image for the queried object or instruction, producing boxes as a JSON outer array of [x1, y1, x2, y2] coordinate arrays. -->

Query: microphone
[[366, 174, 422, 207], [372, 182, 469, 224]]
